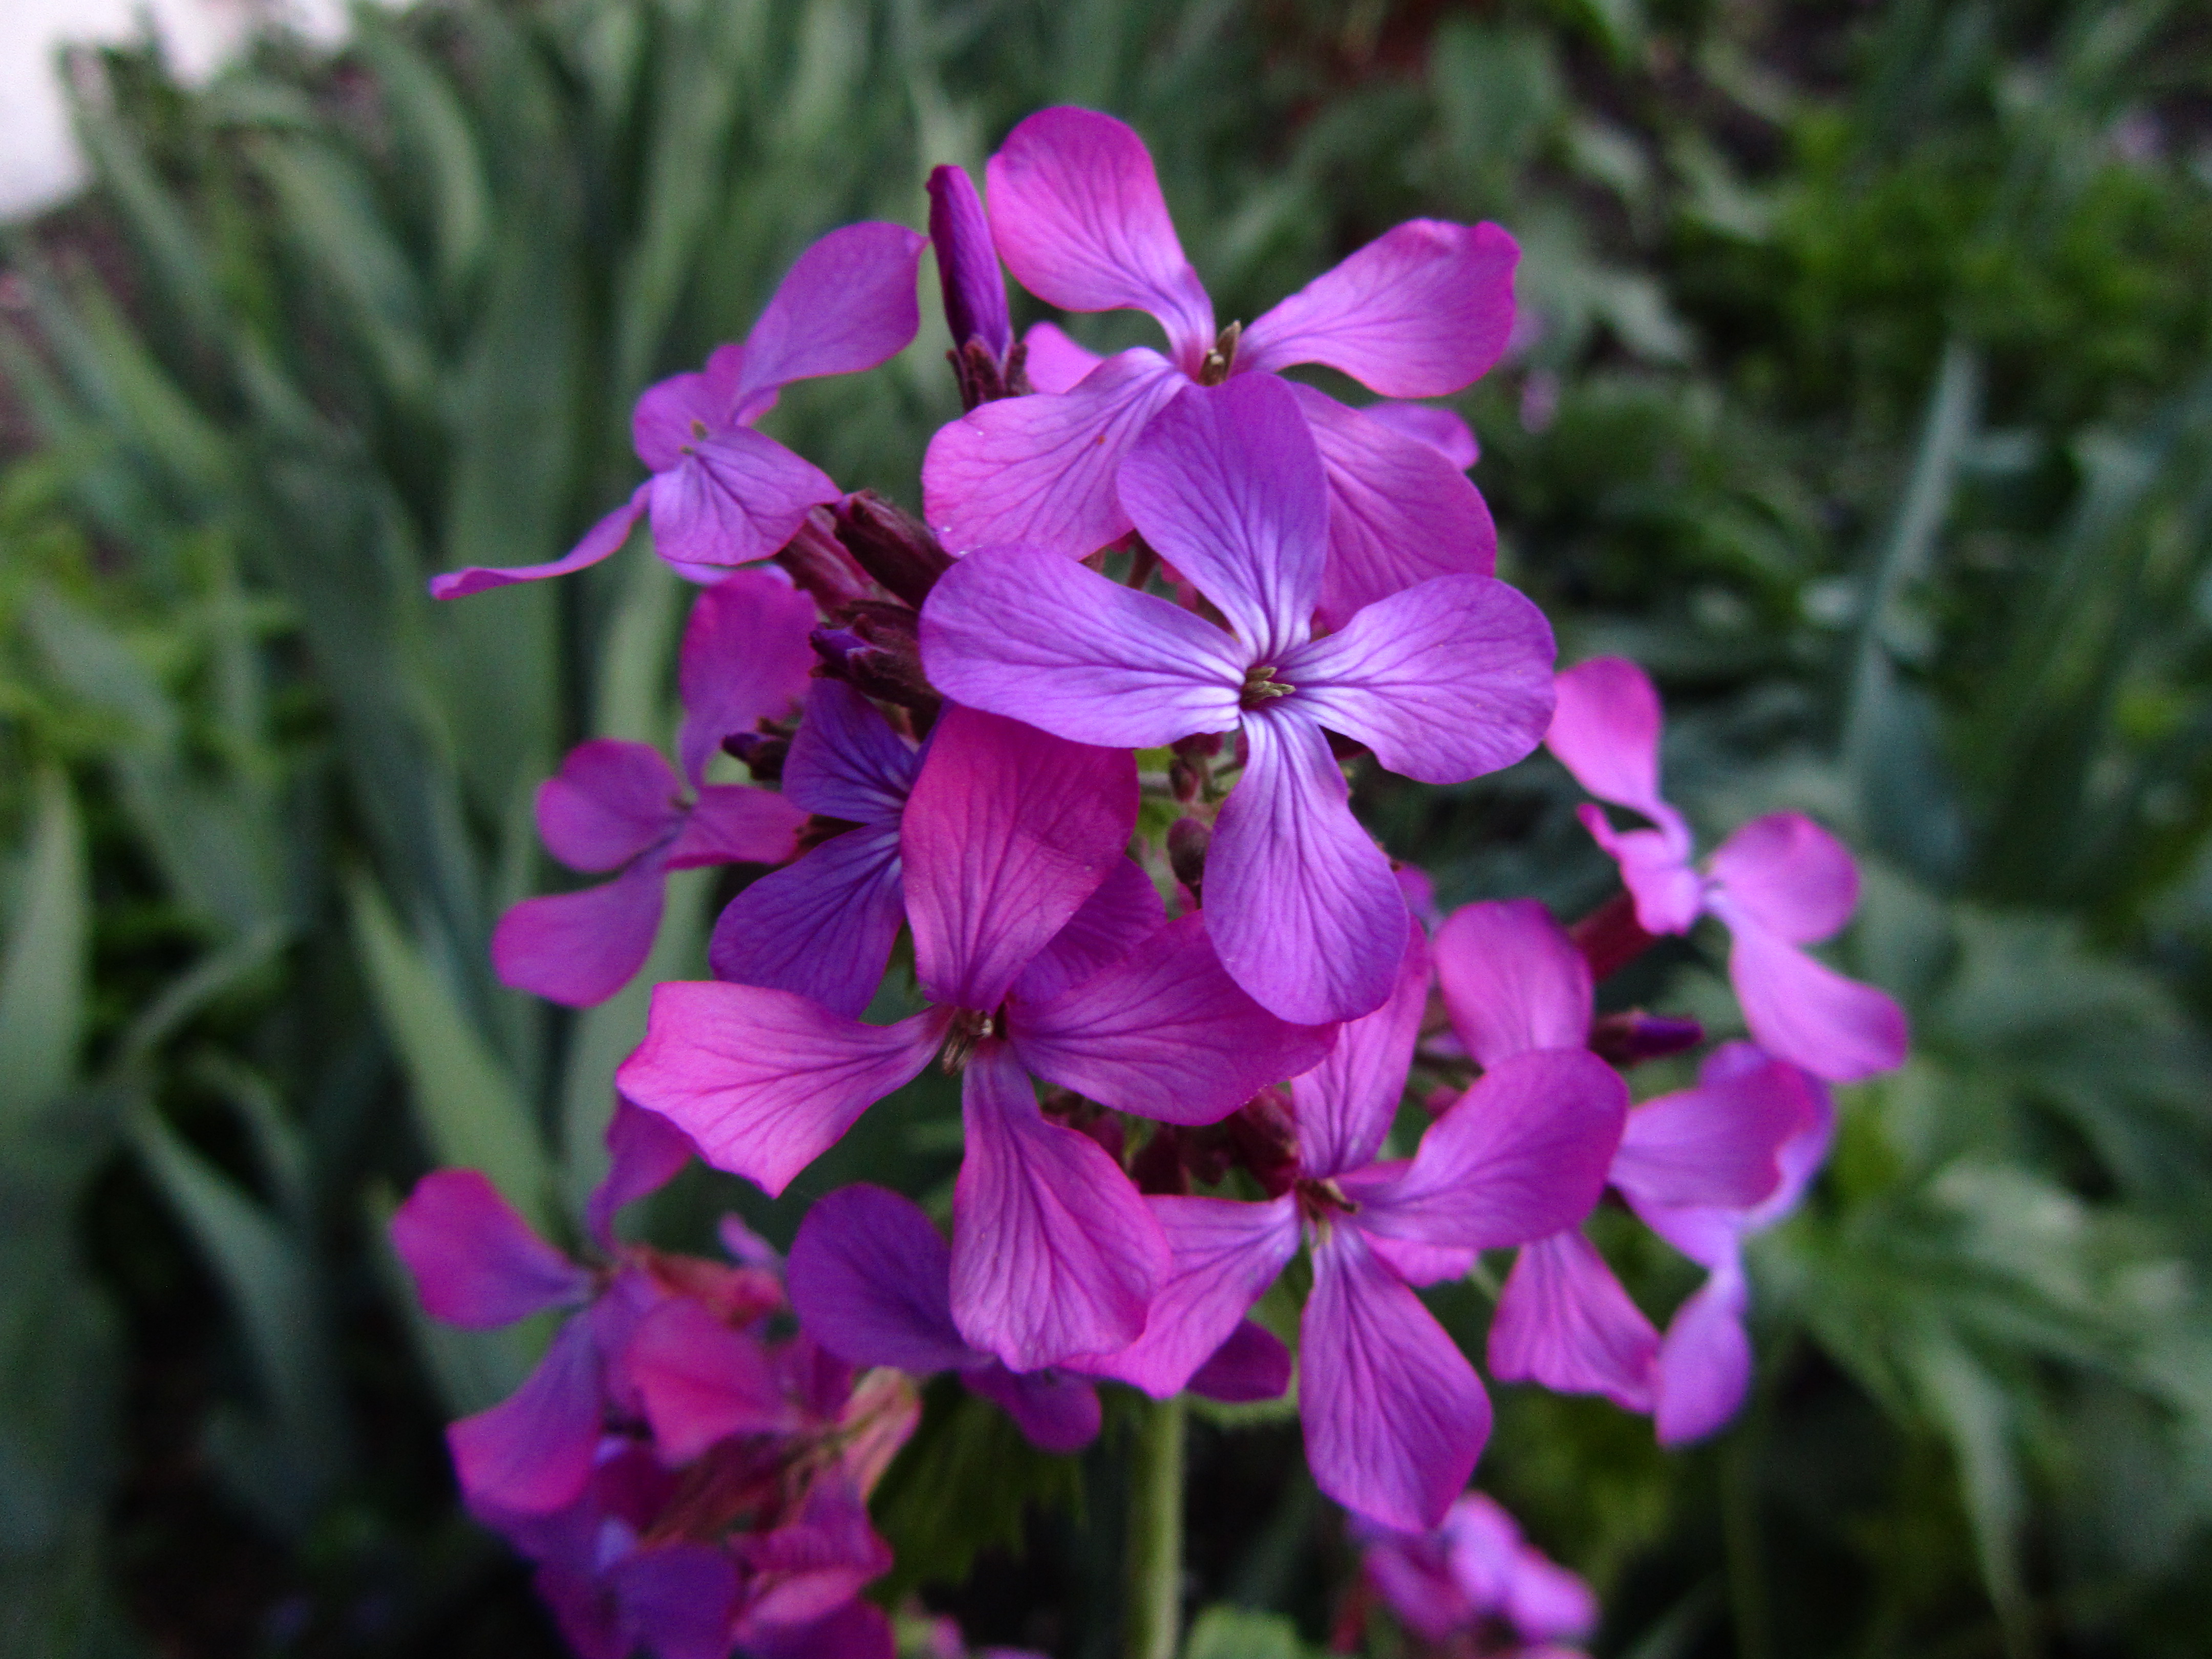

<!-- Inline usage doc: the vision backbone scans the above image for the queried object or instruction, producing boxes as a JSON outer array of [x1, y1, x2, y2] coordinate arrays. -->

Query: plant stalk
[[1123, 1392, 1187, 1659]]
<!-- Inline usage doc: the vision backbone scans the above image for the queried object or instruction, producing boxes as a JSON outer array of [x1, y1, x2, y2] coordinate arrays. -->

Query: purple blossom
[[919, 373, 1555, 1024], [1355, 1491, 1598, 1655], [431, 223, 928, 597], [921, 108, 1512, 630], [1546, 656, 1909, 1081]]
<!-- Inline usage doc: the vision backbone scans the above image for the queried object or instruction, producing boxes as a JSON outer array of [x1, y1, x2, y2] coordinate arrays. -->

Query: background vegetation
[[2, 1, 2209, 1656]]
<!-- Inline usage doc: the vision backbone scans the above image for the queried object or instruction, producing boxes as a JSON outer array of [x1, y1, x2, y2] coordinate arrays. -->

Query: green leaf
[[1182, 1605, 1313, 1659], [0, 772, 86, 1125]]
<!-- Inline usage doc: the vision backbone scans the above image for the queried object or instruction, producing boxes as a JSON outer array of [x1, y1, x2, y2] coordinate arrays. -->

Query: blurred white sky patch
[[2, 0, 412, 221]]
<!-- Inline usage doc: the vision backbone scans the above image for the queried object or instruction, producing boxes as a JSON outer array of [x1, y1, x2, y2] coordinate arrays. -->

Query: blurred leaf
[[1182, 1604, 1312, 1659], [0, 772, 86, 1124]]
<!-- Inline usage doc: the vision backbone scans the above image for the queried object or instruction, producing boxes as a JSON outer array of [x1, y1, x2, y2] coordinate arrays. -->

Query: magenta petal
[[1022, 321, 1105, 393], [1240, 219, 1519, 397], [1293, 917, 1429, 1177], [493, 861, 669, 1009], [736, 1480, 894, 1636], [1719, 914, 1908, 1083], [740, 1597, 895, 1659], [1206, 708, 1407, 1024], [1351, 1049, 1626, 1251], [605, 1546, 741, 1659], [1291, 388, 1498, 631], [1010, 914, 1338, 1126], [731, 222, 930, 404], [1432, 899, 1591, 1068], [1709, 811, 1860, 944], [615, 984, 942, 1196], [622, 1296, 794, 1461], [960, 1363, 1103, 1453], [921, 545, 1245, 747], [1486, 1231, 1658, 1412], [1581, 807, 1704, 935], [1501, 1549, 1601, 1646], [1282, 575, 1557, 784], [1653, 1263, 1753, 1445], [587, 1100, 696, 1251], [448, 1316, 602, 1514], [1118, 376, 1328, 660], [1611, 1053, 1817, 1211], [430, 485, 646, 599], [948, 1047, 1169, 1370], [1363, 1233, 1478, 1287], [1359, 401, 1479, 469], [929, 166, 1011, 356], [901, 705, 1138, 1012], [667, 785, 805, 868], [391, 1169, 587, 1328], [1545, 657, 1673, 819], [646, 427, 841, 571], [675, 569, 819, 786], [921, 348, 1184, 556], [786, 1184, 980, 1376], [986, 107, 1215, 370], [781, 679, 921, 822], [1301, 1224, 1491, 1530], [636, 365, 735, 467], [707, 824, 906, 1018], [537, 740, 685, 872], [1078, 1194, 1299, 1398], [1010, 856, 1166, 1006], [1187, 1320, 1293, 1403]]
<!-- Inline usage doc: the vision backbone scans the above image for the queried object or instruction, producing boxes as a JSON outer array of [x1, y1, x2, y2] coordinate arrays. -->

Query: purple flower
[[616, 705, 1337, 1370], [920, 373, 1555, 1023], [1080, 922, 1624, 1529], [921, 107, 1512, 628], [431, 223, 929, 597], [1355, 1491, 1598, 1654], [1546, 656, 1909, 1081]]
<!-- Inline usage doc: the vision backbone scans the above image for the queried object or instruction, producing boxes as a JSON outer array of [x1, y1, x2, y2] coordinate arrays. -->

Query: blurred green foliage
[[1, 1, 2209, 1656]]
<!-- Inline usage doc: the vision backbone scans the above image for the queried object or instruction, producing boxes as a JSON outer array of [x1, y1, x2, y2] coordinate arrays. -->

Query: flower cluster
[[1347, 1492, 1599, 1657], [402, 104, 1909, 1655]]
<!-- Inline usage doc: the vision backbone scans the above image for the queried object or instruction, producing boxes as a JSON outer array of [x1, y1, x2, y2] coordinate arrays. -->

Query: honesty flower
[[1547, 655, 1908, 1081], [924, 107, 1513, 628], [1354, 1491, 1599, 1655], [431, 222, 928, 597], [921, 373, 1555, 1023]]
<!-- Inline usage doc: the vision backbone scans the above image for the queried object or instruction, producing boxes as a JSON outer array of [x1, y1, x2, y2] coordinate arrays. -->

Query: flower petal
[[615, 984, 943, 1197], [1289, 387, 1497, 631], [960, 1363, 1103, 1453], [621, 1296, 795, 1462], [391, 1168, 588, 1329], [986, 107, 1215, 370], [537, 739, 685, 872], [1301, 1223, 1492, 1531], [1240, 219, 1519, 397], [1118, 375, 1328, 660], [587, 1099, 698, 1252], [707, 823, 906, 1018], [1292, 916, 1429, 1178], [901, 705, 1138, 1012], [782, 679, 921, 823], [448, 1315, 602, 1514], [1709, 811, 1859, 945], [738, 1598, 895, 1659], [429, 485, 646, 599], [645, 427, 841, 571], [730, 222, 930, 406], [1545, 656, 1676, 823], [1718, 911, 1908, 1083], [787, 1183, 981, 1376], [1433, 899, 1591, 1067], [1205, 708, 1407, 1024], [1187, 1320, 1293, 1402], [1652, 1262, 1753, 1446], [493, 861, 669, 1009], [675, 568, 820, 786], [920, 543, 1245, 747], [605, 1546, 741, 1659], [1611, 1050, 1818, 1211], [1010, 856, 1166, 1007], [1282, 574, 1556, 784], [1010, 913, 1339, 1125], [949, 1047, 1169, 1370], [1579, 807, 1704, 935], [1022, 320, 1105, 393], [1486, 1230, 1658, 1412], [666, 785, 806, 868], [1359, 401, 1479, 469], [922, 349, 1184, 556]]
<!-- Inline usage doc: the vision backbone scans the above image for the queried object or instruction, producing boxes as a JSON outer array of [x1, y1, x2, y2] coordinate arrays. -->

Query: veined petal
[[787, 1184, 981, 1376], [929, 166, 1011, 356], [707, 824, 906, 1019], [1546, 656, 1676, 823], [675, 569, 819, 786], [1282, 574, 1556, 784], [493, 862, 669, 1009], [986, 107, 1215, 371], [1078, 1194, 1299, 1399], [621, 1296, 795, 1462], [1611, 1051, 1817, 1210], [1290, 388, 1497, 631], [782, 680, 920, 823], [949, 1047, 1169, 1370], [1022, 321, 1105, 393], [1301, 1223, 1491, 1531], [1119, 376, 1328, 661], [448, 1315, 602, 1515], [1010, 856, 1165, 1007], [429, 485, 646, 599], [1359, 401, 1479, 469], [1205, 708, 1407, 1024], [1292, 917, 1429, 1178], [587, 1099, 697, 1252], [920, 544, 1244, 747], [1350, 1049, 1624, 1251], [960, 1363, 1103, 1454], [1486, 1231, 1658, 1412], [537, 739, 684, 871], [614, 984, 944, 1197], [1240, 219, 1519, 397], [1432, 899, 1591, 1067], [391, 1168, 587, 1329], [1653, 1262, 1753, 1446], [1717, 910, 1908, 1083], [731, 222, 930, 406], [922, 349, 1184, 556], [645, 428, 840, 571], [635, 367, 732, 469], [1709, 811, 1859, 945], [901, 706, 1138, 1012], [1010, 913, 1338, 1125], [667, 785, 805, 868]]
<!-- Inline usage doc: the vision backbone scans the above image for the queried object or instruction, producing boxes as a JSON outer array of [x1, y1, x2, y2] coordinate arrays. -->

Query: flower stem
[[1124, 1392, 1187, 1659]]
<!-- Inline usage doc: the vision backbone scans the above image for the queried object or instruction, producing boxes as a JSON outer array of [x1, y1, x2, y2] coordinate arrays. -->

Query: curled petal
[[622, 1296, 795, 1461], [708, 824, 906, 1019], [1719, 912, 1908, 1083], [788, 1184, 981, 1376], [960, 1363, 1103, 1454], [782, 679, 920, 823], [493, 861, 669, 1009], [537, 739, 684, 872], [1653, 1263, 1753, 1446], [667, 785, 805, 868], [391, 1169, 587, 1329], [448, 1316, 602, 1515], [588, 1099, 697, 1252], [1579, 806, 1704, 935], [1011, 856, 1166, 1007], [645, 428, 841, 571], [732, 222, 930, 406], [1022, 321, 1105, 393], [1433, 899, 1591, 1067], [1487, 1231, 1658, 1412], [429, 485, 646, 599], [1293, 917, 1429, 1178], [676, 569, 819, 786], [1709, 811, 1860, 945]]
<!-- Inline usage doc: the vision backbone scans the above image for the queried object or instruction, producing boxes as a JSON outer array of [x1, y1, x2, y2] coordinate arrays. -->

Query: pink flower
[[923, 108, 1512, 629], [1356, 1491, 1598, 1654]]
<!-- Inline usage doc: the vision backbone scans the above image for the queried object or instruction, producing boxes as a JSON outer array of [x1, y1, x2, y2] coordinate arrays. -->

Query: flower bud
[[722, 728, 790, 781], [832, 491, 954, 607], [927, 164, 1010, 360], [1589, 1011, 1705, 1067], [774, 507, 879, 610], [1167, 816, 1211, 897], [809, 605, 938, 712]]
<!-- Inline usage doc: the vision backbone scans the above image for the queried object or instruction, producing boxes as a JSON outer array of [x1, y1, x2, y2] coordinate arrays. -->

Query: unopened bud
[[1131, 1127, 1188, 1196], [832, 492, 955, 608], [810, 606, 938, 712], [927, 165, 1011, 363], [1168, 758, 1202, 803], [1589, 1011, 1705, 1067], [723, 728, 790, 781], [774, 507, 878, 609], [1167, 816, 1211, 897]]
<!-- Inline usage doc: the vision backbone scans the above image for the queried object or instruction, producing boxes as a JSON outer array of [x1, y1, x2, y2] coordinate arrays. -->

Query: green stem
[[1124, 1392, 1187, 1659]]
